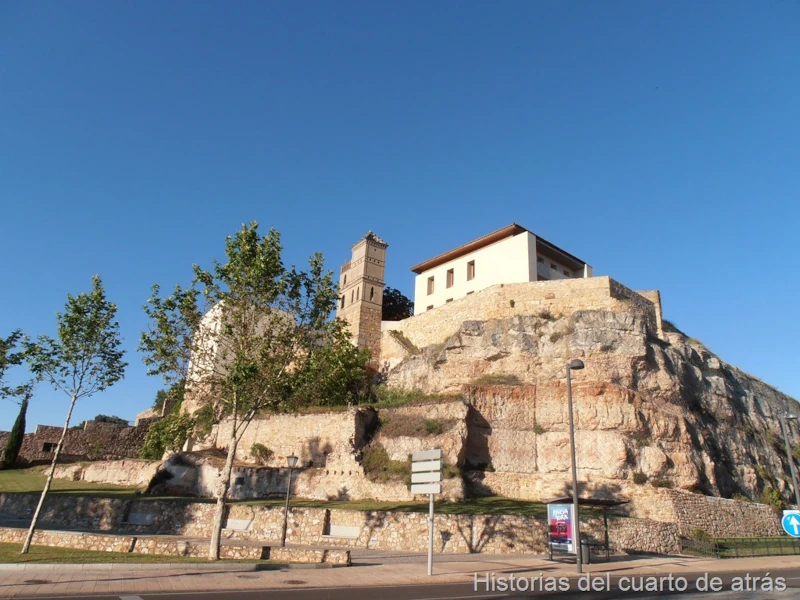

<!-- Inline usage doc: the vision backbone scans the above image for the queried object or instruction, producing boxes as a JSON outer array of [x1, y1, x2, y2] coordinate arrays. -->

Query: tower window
[[467, 261, 475, 281], [446, 269, 454, 288], [370, 287, 374, 301], [343, 274, 347, 286], [341, 296, 345, 309], [427, 277, 434, 295], [351, 290, 354, 303]]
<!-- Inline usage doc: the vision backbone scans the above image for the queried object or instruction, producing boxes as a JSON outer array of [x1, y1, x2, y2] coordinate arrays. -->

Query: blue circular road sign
[[782, 513, 800, 538]]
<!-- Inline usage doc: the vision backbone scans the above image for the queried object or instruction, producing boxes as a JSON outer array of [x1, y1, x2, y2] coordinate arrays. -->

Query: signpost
[[782, 510, 800, 538], [411, 449, 442, 576], [548, 503, 575, 555]]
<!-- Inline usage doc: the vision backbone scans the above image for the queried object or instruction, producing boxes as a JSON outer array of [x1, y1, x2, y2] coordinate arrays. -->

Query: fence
[[681, 536, 800, 559]]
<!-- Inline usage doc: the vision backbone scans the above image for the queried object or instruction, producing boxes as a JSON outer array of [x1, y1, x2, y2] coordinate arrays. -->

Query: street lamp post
[[779, 414, 800, 508], [566, 359, 585, 574], [281, 454, 299, 547]]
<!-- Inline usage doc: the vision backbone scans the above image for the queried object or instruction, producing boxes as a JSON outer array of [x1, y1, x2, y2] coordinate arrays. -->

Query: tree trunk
[[21, 393, 77, 554], [1, 393, 29, 470], [208, 427, 238, 560]]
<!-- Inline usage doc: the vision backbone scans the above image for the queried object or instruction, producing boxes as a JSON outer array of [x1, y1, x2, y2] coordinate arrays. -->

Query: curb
[[0, 562, 334, 572]]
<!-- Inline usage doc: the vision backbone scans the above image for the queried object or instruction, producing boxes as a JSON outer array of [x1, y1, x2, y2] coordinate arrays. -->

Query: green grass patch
[[0, 469, 141, 496], [379, 415, 456, 438], [0, 542, 272, 564], [471, 374, 522, 386], [369, 386, 460, 409]]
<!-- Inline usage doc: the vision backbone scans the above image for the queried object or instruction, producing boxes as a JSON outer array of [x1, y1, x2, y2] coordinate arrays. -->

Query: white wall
[[414, 232, 535, 312]]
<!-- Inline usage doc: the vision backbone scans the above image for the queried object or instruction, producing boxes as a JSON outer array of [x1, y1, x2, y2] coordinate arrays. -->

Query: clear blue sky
[[2, 2, 799, 432]]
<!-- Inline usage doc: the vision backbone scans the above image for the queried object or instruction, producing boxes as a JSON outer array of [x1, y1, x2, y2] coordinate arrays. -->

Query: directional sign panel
[[782, 511, 800, 538], [412, 471, 442, 484], [412, 460, 442, 472], [412, 449, 442, 462], [411, 483, 442, 494]]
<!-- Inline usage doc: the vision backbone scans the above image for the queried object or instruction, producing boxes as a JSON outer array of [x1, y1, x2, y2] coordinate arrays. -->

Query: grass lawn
[[0, 543, 273, 564], [0, 468, 610, 518]]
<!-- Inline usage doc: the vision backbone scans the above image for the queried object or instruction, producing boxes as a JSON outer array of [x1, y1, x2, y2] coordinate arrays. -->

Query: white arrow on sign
[[790, 515, 800, 535]]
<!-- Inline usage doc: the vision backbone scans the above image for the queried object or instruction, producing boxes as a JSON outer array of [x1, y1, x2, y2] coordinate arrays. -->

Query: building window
[[550, 263, 557, 270], [427, 305, 434, 311], [537, 256, 543, 264], [563, 269, 570, 276], [467, 260, 475, 281], [341, 296, 345, 309], [466, 291, 474, 295], [356, 288, 360, 300], [427, 276, 434, 295], [370, 287, 374, 301], [446, 298, 453, 303], [42, 442, 56, 453], [446, 269, 454, 288]]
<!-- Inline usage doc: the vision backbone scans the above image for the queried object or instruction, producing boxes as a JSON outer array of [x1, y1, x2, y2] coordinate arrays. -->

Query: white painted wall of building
[[414, 233, 534, 312]]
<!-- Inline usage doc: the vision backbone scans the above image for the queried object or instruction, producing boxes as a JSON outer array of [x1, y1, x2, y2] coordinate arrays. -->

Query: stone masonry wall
[[0, 491, 776, 556], [16, 420, 154, 464], [381, 277, 659, 362]]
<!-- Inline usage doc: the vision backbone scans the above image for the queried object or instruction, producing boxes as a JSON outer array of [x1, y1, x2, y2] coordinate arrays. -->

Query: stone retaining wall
[[381, 277, 660, 357], [0, 526, 349, 564]]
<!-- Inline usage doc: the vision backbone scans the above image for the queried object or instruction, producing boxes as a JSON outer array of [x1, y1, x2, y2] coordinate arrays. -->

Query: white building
[[410, 223, 593, 313]]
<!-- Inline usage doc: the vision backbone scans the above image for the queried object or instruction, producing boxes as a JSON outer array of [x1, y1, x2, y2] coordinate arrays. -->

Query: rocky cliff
[[385, 309, 800, 502]]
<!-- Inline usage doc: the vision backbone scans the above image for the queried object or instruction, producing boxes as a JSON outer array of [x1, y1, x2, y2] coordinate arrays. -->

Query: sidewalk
[[1, 552, 799, 597]]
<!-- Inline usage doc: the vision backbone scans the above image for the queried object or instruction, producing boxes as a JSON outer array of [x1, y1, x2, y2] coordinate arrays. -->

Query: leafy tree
[[93, 414, 129, 426], [1, 331, 35, 471], [20, 275, 127, 554], [140, 222, 369, 559], [381, 287, 414, 321]]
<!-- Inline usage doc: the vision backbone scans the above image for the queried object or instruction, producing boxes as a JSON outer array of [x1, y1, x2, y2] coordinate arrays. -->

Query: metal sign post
[[410, 449, 442, 576]]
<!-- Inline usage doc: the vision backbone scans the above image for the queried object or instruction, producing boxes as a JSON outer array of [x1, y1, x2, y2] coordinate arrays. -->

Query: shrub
[[732, 494, 751, 502], [651, 478, 673, 489], [536, 307, 554, 321], [471, 374, 521, 386], [691, 528, 711, 542], [372, 386, 457, 408], [631, 430, 651, 448], [759, 486, 785, 511], [442, 463, 460, 479], [388, 330, 421, 355], [250, 443, 274, 465], [360, 444, 410, 483], [533, 423, 547, 435], [509, 299, 515, 308], [424, 420, 444, 435], [633, 472, 648, 485], [549, 324, 575, 343], [140, 413, 195, 460]]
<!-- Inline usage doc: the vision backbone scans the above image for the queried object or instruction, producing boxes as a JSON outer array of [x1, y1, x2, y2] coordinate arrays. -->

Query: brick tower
[[337, 231, 387, 364]]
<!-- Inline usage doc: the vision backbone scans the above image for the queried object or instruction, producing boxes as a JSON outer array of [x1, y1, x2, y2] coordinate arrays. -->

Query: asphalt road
[[19, 566, 800, 600]]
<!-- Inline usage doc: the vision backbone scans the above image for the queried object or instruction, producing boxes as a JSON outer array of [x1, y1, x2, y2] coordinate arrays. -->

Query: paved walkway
[[1, 553, 799, 597]]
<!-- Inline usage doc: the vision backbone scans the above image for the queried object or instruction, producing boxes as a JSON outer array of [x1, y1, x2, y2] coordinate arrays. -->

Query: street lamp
[[281, 454, 299, 547], [566, 359, 584, 574], [779, 414, 800, 508]]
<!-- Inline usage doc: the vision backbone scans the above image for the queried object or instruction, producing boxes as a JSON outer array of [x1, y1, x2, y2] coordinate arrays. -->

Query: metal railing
[[681, 536, 800, 559]]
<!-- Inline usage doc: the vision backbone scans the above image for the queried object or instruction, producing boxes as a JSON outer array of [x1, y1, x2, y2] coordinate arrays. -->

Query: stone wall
[[0, 526, 350, 564], [381, 277, 660, 364], [53, 459, 161, 488], [0, 491, 778, 556], [15, 420, 155, 464]]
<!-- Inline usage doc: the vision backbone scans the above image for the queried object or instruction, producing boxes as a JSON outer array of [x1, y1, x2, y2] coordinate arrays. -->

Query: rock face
[[386, 309, 800, 502]]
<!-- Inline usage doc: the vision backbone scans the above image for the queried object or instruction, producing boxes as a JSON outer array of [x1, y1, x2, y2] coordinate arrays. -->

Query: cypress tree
[[1, 393, 28, 470]]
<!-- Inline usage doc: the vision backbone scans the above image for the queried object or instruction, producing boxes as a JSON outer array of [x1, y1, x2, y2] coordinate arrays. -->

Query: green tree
[[381, 287, 414, 321], [1, 331, 36, 471], [20, 275, 127, 554], [140, 222, 368, 560], [1, 392, 30, 469]]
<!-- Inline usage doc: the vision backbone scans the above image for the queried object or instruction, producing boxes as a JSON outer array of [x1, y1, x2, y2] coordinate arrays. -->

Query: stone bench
[[321, 524, 360, 539], [121, 513, 154, 526]]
